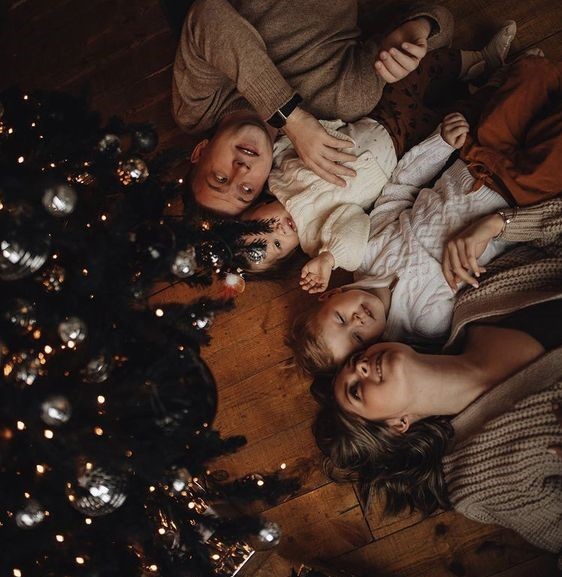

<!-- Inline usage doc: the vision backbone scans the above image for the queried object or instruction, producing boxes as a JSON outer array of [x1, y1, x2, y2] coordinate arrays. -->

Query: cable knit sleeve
[[499, 198, 562, 247], [172, 0, 295, 133], [318, 205, 370, 271]]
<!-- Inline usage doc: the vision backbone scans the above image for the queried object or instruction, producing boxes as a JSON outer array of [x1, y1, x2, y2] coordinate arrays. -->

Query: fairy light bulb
[[56, 534, 64, 543], [13, 569, 22, 577], [75, 557, 85, 565], [97, 395, 105, 404], [155, 309, 164, 317], [17, 156, 24, 164]]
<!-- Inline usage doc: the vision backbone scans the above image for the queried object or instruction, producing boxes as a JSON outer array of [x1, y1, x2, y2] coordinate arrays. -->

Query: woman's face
[[333, 342, 418, 423]]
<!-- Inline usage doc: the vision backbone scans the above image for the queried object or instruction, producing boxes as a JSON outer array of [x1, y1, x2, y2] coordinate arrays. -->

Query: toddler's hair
[[286, 303, 337, 376]]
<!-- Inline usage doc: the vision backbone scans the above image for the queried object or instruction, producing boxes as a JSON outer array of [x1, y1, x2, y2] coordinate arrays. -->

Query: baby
[[284, 113, 514, 374]]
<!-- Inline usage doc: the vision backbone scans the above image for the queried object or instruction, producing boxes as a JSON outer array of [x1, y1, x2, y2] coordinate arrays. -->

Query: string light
[[280, 463, 287, 470], [44, 345, 53, 354], [75, 557, 85, 565], [44, 430, 54, 439], [155, 309, 164, 318], [13, 569, 22, 577], [256, 478, 265, 487], [94, 426, 103, 436], [55, 534, 64, 543], [36, 464, 46, 474], [149, 565, 158, 572], [148, 486, 156, 492], [23, 94, 28, 100], [17, 421, 25, 431], [158, 528, 166, 535], [24, 492, 30, 499], [85, 518, 92, 525], [8, 128, 14, 134], [178, 178, 183, 184], [97, 395, 105, 404], [100, 214, 107, 221], [17, 156, 24, 164]]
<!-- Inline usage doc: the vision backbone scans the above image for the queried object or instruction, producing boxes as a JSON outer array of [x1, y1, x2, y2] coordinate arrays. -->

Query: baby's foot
[[480, 20, 517, 69]]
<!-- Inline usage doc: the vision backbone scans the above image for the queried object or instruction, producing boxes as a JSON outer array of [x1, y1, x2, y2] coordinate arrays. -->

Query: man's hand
[[300, 252, 335, 294], [547, 402, 562, 458], [441, 113, 470, 149], [284, 108, 357, 187], [442, 212, 504, 291], [375, 17, 430, 83]]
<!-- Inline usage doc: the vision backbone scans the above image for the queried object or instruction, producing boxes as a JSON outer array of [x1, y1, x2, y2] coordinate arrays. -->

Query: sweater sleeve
[[318, 205, 370, 271], [499, 198, 562, 246], [172, 0, 295, 133], [406, 4, 454, 50]]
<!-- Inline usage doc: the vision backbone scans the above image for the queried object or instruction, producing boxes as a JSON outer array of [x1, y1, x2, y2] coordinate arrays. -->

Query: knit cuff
[[241, 73, 296, 122]]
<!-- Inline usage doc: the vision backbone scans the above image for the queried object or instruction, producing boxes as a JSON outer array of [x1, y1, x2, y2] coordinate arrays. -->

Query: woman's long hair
[[311, 377, 454, 517]]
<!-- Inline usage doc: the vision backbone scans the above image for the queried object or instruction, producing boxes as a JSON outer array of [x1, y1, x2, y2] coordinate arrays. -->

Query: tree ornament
[[170, 247, 197, 278], [3, 350, 46, 386], [198, 240, 225, 269], [222, 272, 245, 296], [116, 157, 149, 185], [37, 263, 66, 293], [0, 225, 50, 281], [58, 316, 88, 346], [15, 500, 46, 529], [41, 395, 72, 426], [3, 298, 37, 333], [42, 183, 77, 216], [190, 311, 214, 330], [97, 133, 122, 156], [82, 353, 112, 383], [132, 125, 158, 153], [66, 461, 128, 516], [255, 520, 281, 549], [69, 167, 96, 186]]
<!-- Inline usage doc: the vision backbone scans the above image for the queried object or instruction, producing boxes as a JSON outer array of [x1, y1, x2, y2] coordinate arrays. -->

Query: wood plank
[[264, 482, 373, 563], [488, 554, 560, 577], [333, 511, 554, 577]]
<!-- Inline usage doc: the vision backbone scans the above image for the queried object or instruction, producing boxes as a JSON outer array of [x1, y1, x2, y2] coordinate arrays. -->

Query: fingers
[[444, 241, 480, 289], [386, 47, 419, 72], [442, 248, 457, 292], [376, 50, 410, 82], [401, 40, 427, 59], [374, 59, 401, 83]]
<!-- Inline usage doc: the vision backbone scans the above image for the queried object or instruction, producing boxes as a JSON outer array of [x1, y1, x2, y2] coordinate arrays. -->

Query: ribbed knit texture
[[443, 381, 562, 553], [268, 118, 396, 271], [172, 0, 454, 133], [442, 197, 562, 557]]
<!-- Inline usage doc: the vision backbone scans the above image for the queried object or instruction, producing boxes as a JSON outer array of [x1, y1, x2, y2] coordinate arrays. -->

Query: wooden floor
[[2, 1, 561, 575]]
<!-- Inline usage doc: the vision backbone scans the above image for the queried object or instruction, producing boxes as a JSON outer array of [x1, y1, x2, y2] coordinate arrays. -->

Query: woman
[[313, 197, 562, 556]]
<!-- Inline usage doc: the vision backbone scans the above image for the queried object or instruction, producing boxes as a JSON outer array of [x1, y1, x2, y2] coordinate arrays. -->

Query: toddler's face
[[315, 288, 387, 366], [241, 200, 299, 270]]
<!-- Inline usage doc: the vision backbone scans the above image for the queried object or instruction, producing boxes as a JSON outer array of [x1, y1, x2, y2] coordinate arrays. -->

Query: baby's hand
[[300, 252, 335, 294], [441, 113, 470, 149]]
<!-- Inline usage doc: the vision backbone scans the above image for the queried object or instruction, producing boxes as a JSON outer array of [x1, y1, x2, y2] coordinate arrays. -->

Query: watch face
[[267, 94, 302, 128], [267, 112, 286, 129]]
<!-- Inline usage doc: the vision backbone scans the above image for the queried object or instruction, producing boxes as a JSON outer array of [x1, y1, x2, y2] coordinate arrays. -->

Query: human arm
[[442, 198, 562, 290], [300, 252, 335, 294]]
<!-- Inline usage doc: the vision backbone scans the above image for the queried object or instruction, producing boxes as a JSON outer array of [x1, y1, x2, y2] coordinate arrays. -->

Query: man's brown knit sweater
[[443, 198, 562, 555], [172, 0, 454, 133]]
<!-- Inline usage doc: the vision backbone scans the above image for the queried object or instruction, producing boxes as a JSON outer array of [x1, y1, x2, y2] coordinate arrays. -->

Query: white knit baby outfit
[[268, 118, 397, 271]]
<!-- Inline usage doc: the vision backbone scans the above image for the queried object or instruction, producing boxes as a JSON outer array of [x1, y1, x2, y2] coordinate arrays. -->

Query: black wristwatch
[[266, 93, 303, 128]]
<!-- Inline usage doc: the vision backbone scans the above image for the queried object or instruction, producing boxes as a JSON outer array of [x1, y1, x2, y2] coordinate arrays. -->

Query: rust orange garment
[[461, 56, 562, 206]]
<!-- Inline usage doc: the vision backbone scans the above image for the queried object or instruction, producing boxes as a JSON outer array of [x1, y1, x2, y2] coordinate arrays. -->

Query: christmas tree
[[0, 88, 297, 577]]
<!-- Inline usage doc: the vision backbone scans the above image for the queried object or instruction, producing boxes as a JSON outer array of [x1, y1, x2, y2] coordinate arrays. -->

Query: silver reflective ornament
[[4, 350, 45, 386], [83, 353, 111, 383], [0, 237, 50, 281], [4, 298, 37, 333], [58, 316, 87, 346], [66, 462, 128, 516], [97, 133, 122, 156], [116, 157, 149, 185], [42, 183, 77, 216], [15, 500, 46, 529], [256, 521, 281, 549], [41, 395, 72, 426], [37, 263, 66, 293], [170, 247, 197, 278]]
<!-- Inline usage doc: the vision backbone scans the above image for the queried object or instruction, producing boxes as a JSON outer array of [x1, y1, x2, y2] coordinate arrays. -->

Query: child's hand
[[441, 113, 470, 149], [300, 252, 335, 294]]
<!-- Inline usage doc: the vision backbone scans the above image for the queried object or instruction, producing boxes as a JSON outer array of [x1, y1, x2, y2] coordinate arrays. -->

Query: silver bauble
[[116, 157, 149, 185], [97, 133, 122, 156], [42, 183, 77, 216], [83, 353, 111, 383], [4, 298, 37, 333], [170, 247, 197, 278], [58, 316, 87, 345], [15, 500, 46, 529], [0, 236, 50, 281], [66, 462, 128, 516], [256, 521, 281, 549], [4, 350, 45, 386], [37, 263, 66, 293], [41, 395, 72, 426]]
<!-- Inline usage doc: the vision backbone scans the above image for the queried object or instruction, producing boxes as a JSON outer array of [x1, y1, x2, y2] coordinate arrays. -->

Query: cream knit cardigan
[[442, 198, 562, 556]]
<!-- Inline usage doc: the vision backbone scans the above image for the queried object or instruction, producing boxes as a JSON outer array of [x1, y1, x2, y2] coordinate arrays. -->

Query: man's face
[[190, 115, 274, 216]]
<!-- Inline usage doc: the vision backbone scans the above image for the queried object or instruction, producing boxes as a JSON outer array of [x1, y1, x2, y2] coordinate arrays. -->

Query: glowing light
[[178, 178, 183, 184], [33, 329, 41, 339], [97, 395, 105, 404], [67, 340, 75, 349], [280, 463, 287, 470], [44, 345, 53, 354], [24, 492, 30, 499], [13, 569, 22, 577], [17, 156, 24, 164], [52, 253, 58, 260], [149, 565, 158, 572], [158, 528, 166, 535], [56, 534, 64, 543], [8, 128, 14, 134], [17, 421, 25, 431], [85, 462, 93, 470], [155, 309, 164, 317], [94, 426, 103, 436], [31, 122, 35, 127], [23, 95, 29, 100], [36, 465, 46, 474], [50, 163, 55, 168], [100, 214, 107, 221], [149, 486, 156, 492], [211, 554, 220, 561], [82, 268, 88, 276], [44, 430, 54, 439], [85, 518, 92, 525], [75, 557, 85, 565], [187, 501, 195, 509], [256, 479, 265, 487]]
